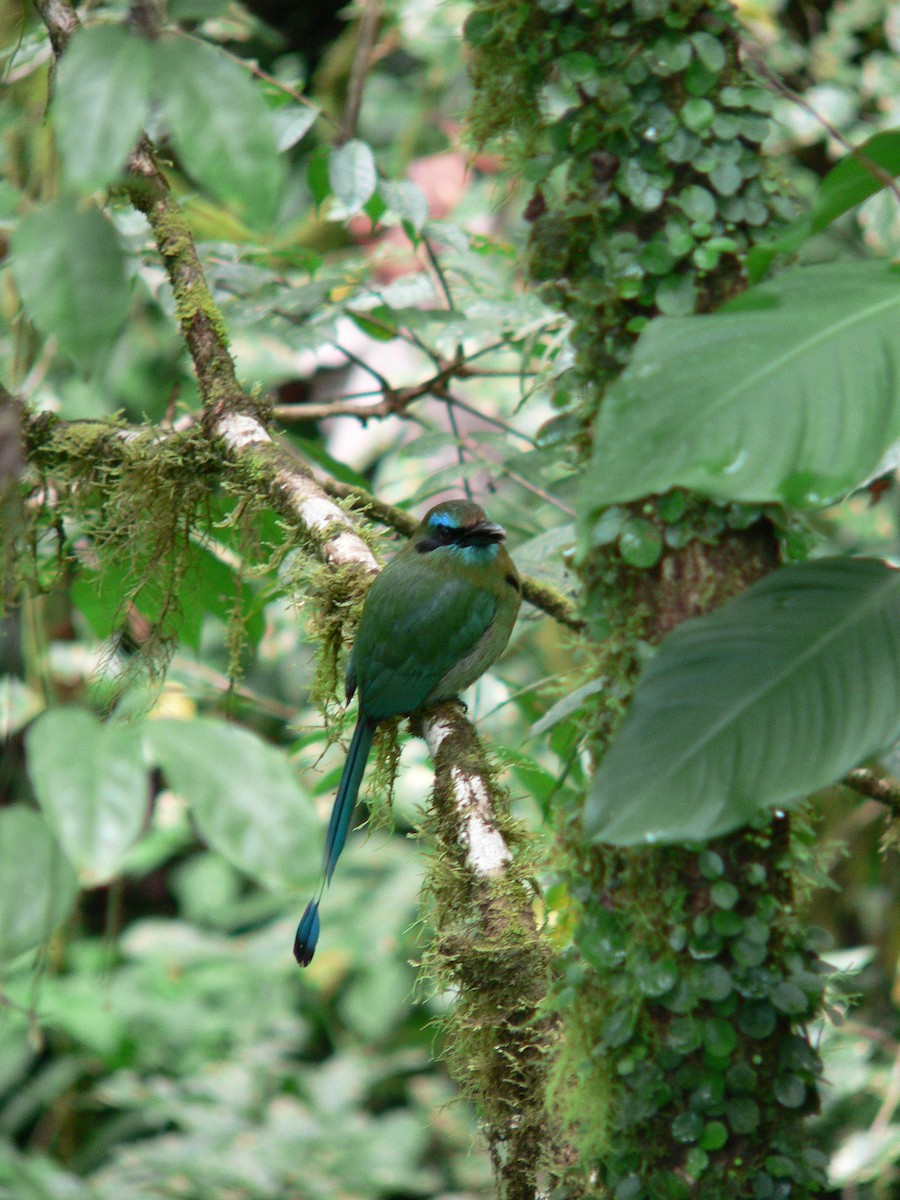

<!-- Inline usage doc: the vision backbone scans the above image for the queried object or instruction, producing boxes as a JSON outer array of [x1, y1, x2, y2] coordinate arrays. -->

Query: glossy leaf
[[586, 557, 900, 846], [583, 263, 900, 513], [328, 140, 377, 217], [146, 718, 320, 891], [53, 26, 153, 191], [157, 38, 284, 226], [26, 708, 148, 884], [10, 200, 129, 366], [0, 807, 78, 962]]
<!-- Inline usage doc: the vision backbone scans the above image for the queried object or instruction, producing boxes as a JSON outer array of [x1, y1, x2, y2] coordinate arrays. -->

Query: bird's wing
[[353, 565, 498, 720]]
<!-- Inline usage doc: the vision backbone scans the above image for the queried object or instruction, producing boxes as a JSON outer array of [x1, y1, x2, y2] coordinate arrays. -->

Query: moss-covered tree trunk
[[465, 2, 827, 1195]]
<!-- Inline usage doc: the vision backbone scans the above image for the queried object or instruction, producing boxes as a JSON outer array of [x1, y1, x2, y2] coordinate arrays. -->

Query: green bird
[[294, 499, 521, 966]]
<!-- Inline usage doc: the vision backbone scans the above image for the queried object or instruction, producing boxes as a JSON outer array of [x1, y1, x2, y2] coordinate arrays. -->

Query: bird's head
[[412, 500, 507, 559]]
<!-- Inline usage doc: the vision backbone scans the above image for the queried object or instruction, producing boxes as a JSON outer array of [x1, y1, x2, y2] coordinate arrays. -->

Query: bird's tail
[[293, 715, 376, 967]]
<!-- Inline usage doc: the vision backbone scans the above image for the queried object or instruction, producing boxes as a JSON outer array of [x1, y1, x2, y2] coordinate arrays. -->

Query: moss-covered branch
[[420, 701, 554, 1200]]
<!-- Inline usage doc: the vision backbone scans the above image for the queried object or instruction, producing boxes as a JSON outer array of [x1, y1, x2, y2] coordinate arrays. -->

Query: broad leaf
[[156, 38, 284, 227], [10, 200, 130, 366], [0, 807, 78, 962], [146, 718, 320, 891], [585, 557, 900, 846], [328, 140, 377, 217], [26, 708, 148, 884], [583, 263, 900, 514], [53, 26, 153, 192]]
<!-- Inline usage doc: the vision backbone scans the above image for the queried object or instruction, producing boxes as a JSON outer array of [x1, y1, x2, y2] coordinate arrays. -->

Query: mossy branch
[[418, 700, 554, 1200]]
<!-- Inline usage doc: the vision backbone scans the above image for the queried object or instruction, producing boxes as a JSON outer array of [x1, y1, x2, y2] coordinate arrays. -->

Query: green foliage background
[[3, 0, 900, 1196]]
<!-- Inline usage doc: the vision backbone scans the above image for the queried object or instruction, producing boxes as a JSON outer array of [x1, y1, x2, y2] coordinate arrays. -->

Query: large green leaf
[[156, 38, 284, 227], [583, 263, 900, 514], [10, 200, 130, 366], [585, 557, 900, 846], [0, 807, 78, 963], [26, 708, 148, 884], [145, 718, 319, 892], [53, 25, 153, 192]]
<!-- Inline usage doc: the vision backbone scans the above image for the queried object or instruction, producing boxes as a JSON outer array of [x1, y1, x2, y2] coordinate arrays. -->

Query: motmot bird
[[294, 499, 520, 966]]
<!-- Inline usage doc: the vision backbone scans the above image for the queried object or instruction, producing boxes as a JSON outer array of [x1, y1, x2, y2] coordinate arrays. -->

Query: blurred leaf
[[348, 310, 398, 341], [307, 145, 331, 206], [0, 807, 78, 963], [157, 37, 284, 227], [10, 200, 130, 367], [272, 104, 318, 152], [53, 26, 153, 192], [168, 0, 230, 16], [287, 435, 371, 489], [26, 708, 147, 884], [749, 130, 900, 281], [379, 180, 429, 232], [584, 263, 900, 513], [531, 677, 605, 737], [586, 557, 900, 845], [0, 677, 45, 737], [145, 718, 320, 891], [809, 130, 900, 234], [328, 140, 377, 217], [513, 522, 577, 596], [71, 540, 263, 651]]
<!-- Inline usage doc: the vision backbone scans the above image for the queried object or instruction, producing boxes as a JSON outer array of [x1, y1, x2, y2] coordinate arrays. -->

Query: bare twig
[[444, 397, 474, 503], [844, 768, 900, 814], [340, 0, 383, 143], [422, 234, 456, 311]]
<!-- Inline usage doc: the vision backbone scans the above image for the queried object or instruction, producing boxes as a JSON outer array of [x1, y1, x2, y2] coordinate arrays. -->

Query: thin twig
[[445, 392, 538, 446], [422, 234, 456, 311], [340, 0, 383, 143], [180, 29, 329, 125], [334, 341, 392, 391], [444, 398, 474, 502], [751, 54, 900, 206]]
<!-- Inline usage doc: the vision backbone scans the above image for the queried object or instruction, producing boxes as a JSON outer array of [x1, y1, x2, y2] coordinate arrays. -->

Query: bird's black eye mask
[[417, 522, 505, 554]]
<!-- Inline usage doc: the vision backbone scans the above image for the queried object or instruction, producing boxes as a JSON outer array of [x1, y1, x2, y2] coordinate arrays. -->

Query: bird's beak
[[475, 520, 506, 543]]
